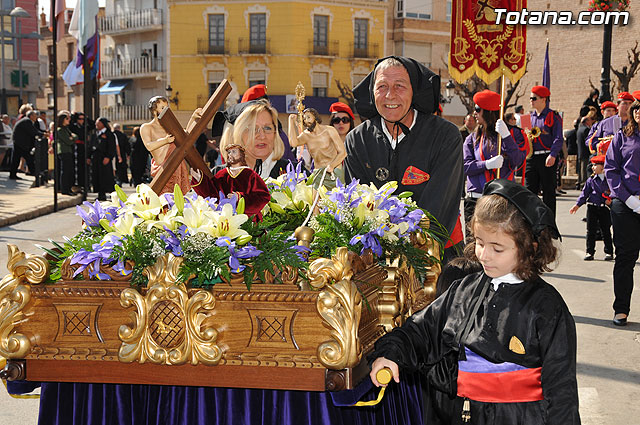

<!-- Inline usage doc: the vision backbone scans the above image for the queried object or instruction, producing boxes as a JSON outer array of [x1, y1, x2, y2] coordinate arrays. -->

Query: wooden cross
[[150, 79, 232, 194]]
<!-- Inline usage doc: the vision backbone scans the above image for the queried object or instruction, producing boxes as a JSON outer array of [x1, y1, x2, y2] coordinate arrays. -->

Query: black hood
[[483, 178, 561, 240], [353, 56, 441, 120]]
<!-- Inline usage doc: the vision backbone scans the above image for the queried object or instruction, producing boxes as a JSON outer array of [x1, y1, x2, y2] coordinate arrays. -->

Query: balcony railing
[[350, 42, 379, 59], [101, 57, 164, 79], [197, 38, 229, 55], [238, 38, 270, 55], [309, 40, 339, 56], [99, 9, 162, 34], [99, 104, 150, 123]]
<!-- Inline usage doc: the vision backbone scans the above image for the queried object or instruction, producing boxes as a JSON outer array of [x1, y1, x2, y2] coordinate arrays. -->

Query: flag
[[62, 57, 83, 87], [449, 0, 527, 85], [50, 0, 67, 42], [68, 0, 99, 53], [542, 41, 550, 89], [75, 31, 100, 80]]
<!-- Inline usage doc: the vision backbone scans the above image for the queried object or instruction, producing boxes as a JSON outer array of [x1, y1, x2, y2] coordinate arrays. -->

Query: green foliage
[[39, 228, 106, 283], [245, 224, 309, 288], [178, 233, 231, 288], [309, 212, 361, 260], [259, 208, 308, 233], [115, 228, 164, 286]]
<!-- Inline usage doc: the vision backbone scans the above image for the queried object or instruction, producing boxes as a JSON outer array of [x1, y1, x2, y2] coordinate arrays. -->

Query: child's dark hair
[[464, 194, 559, 280]]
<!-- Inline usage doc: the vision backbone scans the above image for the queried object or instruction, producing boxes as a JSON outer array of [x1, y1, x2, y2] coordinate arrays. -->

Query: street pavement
[[0, 185, 638, 424]]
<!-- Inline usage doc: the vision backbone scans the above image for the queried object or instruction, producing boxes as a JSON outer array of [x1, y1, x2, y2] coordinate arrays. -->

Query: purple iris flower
[[160, 226, 184, 256], [70, 238, 121, 280], [290, 244, 311, 261], [112, 259, 132, 276], [216, 191, 237, 213], [349, 228, 383, 257], [215, 237, 262, 273], [161, 193, 176, 209], [76, 200, 116, 227]]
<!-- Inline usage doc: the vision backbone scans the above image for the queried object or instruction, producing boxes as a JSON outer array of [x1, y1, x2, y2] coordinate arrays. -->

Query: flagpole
[[51, 1, 59, 211], [497, 71, 506, 179]]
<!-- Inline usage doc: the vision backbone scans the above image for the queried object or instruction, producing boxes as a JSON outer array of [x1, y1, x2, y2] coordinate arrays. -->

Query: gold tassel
[[461, 398, 471, 422]]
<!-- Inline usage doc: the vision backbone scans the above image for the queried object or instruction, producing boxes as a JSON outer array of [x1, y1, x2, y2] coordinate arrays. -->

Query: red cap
[[438, 104, 443, 113], [329, 102, 355, 120], [531, 85, 551, 98], [600, 101, 617, 111], [617, 91, 634, 102], [473, 90, 501, 111], [241, 84, 267, 103], [590, 155, 605, 164], [633, 90, 640, 101]]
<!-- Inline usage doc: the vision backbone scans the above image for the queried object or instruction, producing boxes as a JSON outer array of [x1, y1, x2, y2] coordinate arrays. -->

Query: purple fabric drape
[[36, 373, 424, 425]]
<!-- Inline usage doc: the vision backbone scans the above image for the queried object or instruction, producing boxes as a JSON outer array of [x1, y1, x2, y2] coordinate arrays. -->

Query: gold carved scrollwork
[[308, 247, 361, 370], [0, 244, 49, 359], [118, 253, 222, 365]]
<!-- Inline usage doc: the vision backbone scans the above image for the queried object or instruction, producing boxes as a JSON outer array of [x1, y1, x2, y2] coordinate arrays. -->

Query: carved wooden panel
[[247, 308, 299, 350], [53, 303, 104, 343]]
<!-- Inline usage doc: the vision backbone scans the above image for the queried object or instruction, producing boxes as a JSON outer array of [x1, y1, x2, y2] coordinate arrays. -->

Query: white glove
[[190, 168, 202, 182], [485, 155, 504, 170], [495, 119, 511, 139], [625, 195, 640, 213]]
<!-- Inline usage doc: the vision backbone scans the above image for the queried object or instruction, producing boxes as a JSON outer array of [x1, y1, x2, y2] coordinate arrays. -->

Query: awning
[[99, 80, 131, 95]]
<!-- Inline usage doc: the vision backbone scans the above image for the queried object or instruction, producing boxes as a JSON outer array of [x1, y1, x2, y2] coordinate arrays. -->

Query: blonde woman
[[219, 99, 288, 180]]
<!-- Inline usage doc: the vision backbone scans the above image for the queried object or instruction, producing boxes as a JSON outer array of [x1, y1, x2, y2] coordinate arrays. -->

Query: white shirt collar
[[597, 173, 605, 180], [97, 128, 106, 135], [258, 152, 276, 181], [490, 273, 523, 290], [381, 109, 418, 149]]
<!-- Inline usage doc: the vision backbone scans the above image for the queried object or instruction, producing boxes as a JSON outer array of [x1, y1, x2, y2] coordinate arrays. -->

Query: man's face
[[227, 147, 242, 164], [153, 99, 169, 116], [303, 112, 316, 129], [618, 99, 632, 116], [530, 93, 546, 110], [2, 116, 9, 125], [602, 107, 616, 118], [464, 114, 476, 128], [373, 66, 413, 123], [29, 114, 37, 122], [96, 120, 104, 131]]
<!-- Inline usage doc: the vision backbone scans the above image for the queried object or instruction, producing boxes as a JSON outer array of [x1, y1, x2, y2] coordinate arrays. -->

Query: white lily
[[126, 184, 164, 221], [212, 203, 248, 239], [291, 183, 313, 210], [176, 198, 218, 236], [110, 212, 143, 237]]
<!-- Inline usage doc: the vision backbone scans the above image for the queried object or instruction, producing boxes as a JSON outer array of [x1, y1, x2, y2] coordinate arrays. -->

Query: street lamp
[[441, 80, 456, 104], [0, 7, 38, 114], [10, 7, 32, 107], [165, 85, 179, 108]]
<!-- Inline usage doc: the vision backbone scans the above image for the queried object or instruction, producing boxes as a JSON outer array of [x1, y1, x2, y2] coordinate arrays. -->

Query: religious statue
[[140, 96, 197, 195], [287, 108, 346, 189], [191, 144, 271, 219]]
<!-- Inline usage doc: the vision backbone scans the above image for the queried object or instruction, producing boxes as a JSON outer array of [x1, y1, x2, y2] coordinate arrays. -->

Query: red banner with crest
[[449, 0, 527, 85]]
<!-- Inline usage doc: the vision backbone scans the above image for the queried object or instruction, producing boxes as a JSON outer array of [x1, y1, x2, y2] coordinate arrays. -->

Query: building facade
[[98, 0, 167, 126], [517, 0, 639, 127], [1, 0, 40, 116], [167, 0, 387, 123]]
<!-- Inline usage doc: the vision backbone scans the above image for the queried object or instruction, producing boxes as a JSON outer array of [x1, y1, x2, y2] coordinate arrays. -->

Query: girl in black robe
[[369, 179, 580, 425]]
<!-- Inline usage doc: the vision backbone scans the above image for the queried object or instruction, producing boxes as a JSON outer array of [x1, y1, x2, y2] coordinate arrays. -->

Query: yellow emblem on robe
[[509, 336, 525, 355]]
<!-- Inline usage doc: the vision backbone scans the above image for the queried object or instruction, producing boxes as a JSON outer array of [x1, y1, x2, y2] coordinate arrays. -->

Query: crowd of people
[[0, 103, 153, 199], [4, 54, 640, 423]]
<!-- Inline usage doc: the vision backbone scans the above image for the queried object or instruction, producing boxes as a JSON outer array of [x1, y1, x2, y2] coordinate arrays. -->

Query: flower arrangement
[[587, 0, 629, 11], [45, 184, 307, 288], [43, 163, 442, 289]]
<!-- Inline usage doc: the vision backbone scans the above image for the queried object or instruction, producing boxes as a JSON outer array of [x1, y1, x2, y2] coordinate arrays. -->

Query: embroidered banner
[[449, 0, 527, 85]]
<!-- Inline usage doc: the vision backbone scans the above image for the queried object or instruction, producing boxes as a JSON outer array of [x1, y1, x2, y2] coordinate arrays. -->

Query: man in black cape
[[344, 56, 464, 262]]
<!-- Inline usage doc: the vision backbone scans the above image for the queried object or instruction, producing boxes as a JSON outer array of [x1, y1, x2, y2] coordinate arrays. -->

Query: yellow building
[[167, 0, 388, 122]]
